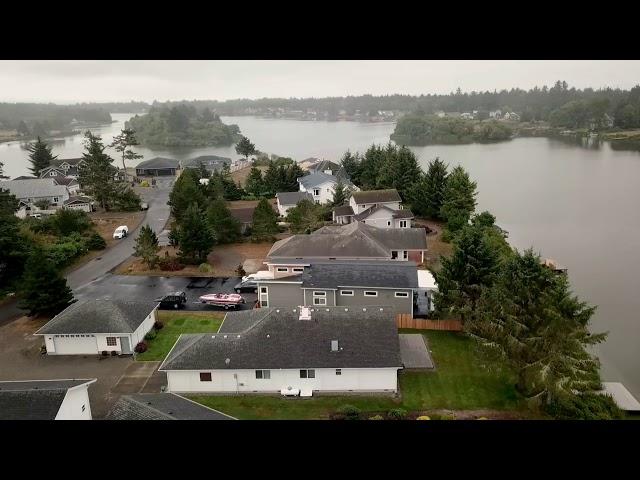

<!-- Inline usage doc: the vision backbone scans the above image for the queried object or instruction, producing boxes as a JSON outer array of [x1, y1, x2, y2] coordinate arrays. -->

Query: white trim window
[[276, 267, 288, 273], [292, 267, 304, 273], [255, 370, 271, 379], [300, 369, 316, 379], [399, 220, 408, 228], [335, 369, 342, 376], [313, 188, 320, 196], [340, 290, 354, 296], [106, 337, 117, 346], [403, 251, 408, 260], [395, 291, 409, 298], [364, 291, 378, 297], [259, 286, 269, 307], [313, 291, 327, 306]]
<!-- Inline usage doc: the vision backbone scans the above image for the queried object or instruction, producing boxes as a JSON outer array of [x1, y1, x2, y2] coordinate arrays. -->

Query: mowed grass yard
[[189, 330, 525, 419], [136, 310, 225, 361]]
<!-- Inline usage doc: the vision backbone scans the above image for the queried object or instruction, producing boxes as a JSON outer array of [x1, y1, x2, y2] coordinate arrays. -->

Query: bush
[[52, 209, 91, 236], [154, 320, 164, 330], [144, 330, 157, 341], [387, 408, 407, 420], [416, 416, 431, 420], [235, 264, 246, 277], [158, 256, 185, 271], [198, 263, 213, 273], [337, 404, 361, 420], [134, 341, 148, 353], [368, 415, 384, 420], [85, 232, 106, 250], [140, 180, 150, 187], [544, 392, 624, 420]]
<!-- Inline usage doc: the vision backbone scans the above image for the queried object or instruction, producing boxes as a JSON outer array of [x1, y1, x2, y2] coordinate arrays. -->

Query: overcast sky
[[1, 60, 639, 104]]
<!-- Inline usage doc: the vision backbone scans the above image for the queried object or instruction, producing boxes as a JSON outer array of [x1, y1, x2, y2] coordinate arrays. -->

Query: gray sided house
[[181, 155, 232, 174], [35, 299, 159, 356], [256, 261, 419, 315], [276, 191, 314, 217], [135, 157, 179, 176], [0, 178, 70, 210]]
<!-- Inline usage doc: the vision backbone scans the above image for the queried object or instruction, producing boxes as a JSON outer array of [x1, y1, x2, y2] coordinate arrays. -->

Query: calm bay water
[[2, 113, 639, 398]]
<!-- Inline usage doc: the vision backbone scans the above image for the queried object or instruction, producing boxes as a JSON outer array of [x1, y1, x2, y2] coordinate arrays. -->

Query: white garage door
[[53, 335, 98, 355]]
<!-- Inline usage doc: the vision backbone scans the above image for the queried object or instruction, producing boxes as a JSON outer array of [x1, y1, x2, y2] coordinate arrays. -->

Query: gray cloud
[[0, 60, 638, 103]]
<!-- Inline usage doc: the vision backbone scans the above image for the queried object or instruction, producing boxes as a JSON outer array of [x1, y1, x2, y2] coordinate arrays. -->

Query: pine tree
[[434, 224, 500, 322], [177, 203, 214, 263], [440, 165, 477, 232], [109, 128, 143, 173], [0, 214, 31, 291], [409, 157, 448, 219], [0, 187, 19, 216], [0, 159, 7, 178], [286, 199, 325, 234], [339, 150, 361, 186], [26, 137, 58, 177], [378, 144, 422, 200], [18, 249, 74, 317], [330, 178, 349, 207], [133, 224, 160, 268], [78, 131, 119, 210], [358, 144, 385, 189], [168, 168, 205, 222], [235, 135, 256, 159], [206, 198, 241, 244], [245, 166, 265, 197], [251, 198, 279, 241]]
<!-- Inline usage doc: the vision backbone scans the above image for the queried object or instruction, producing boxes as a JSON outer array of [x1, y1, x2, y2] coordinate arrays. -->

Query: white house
[[159, 306, 402, 396], [35, 299, 159, 355], [52, 176, 81, 195], [0, 178, 70, 211], [298, 171, 356, 205], [275, 191, 314, 217], [333, 189, 414, 228], [0, 379, 96, 420], [63, 196, 94, 213]]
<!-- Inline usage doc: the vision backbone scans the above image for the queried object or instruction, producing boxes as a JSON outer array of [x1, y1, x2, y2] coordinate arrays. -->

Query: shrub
[[154, 320, 164, 330], [544, 392, 624, 420], [235, 264, 246, 277], [158, 256, 185, 271], [85, 232, 106, 250], [416, 416, 431, 420], [144, 330, 157, 341], [198, 262, 213, 273], [387, 408, 407, 420], [134, 341, 148, 353], [368, 415, 384, 420], [140, 180, 150, 187], [52, 209, 92, 236], [337, 404, 361, 420]]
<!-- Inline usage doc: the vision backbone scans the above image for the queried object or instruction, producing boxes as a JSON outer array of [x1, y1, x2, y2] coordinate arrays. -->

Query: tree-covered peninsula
[[125, 104, 241, 147]]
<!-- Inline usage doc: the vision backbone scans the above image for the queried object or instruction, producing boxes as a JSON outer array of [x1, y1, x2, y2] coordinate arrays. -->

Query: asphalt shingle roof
[[0, 179, 68, 200], [160, 306, 401, 371], [136, 157, 179, 170], [105, 393, 235, 420], [36, 300, 158, 335], [276, 191, 313, 206], [353, 204, 415, 221], [301, 261, 418, 289], [0, 379, 94, 420], [333, 205, 354, 217], [351, 189, 402, 205]]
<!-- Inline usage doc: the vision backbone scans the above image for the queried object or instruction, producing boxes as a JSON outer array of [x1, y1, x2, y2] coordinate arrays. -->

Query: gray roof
[[0, 178, 68, 200], [276, 191, 314, 206], [353, 204, 414, 221], [308, 160, 344, 176], [301, 261, 418, 289], [268, 222, 427, 259], [181, 156, 231, 171], [105, 393, 235, 420], [12, 176, 37, 181], [160, 306, 401, 371], [298, 171, 354, 190], [0, 379, 94, 420], [333, 205, 354, 217], [136, 157, 179, 170], [52, 158, 84, 167], [36, 299, 158, 335], [64, 196, 92, 205], [351, 189, 402, 205], [52, 176, 79, 187]]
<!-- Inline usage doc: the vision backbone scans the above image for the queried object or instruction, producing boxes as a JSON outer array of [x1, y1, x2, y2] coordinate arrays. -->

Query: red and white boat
[[199, 293, 245, 309]]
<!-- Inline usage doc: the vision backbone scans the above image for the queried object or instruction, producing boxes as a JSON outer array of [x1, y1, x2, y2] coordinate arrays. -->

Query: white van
[[113, 225, 129, 239]]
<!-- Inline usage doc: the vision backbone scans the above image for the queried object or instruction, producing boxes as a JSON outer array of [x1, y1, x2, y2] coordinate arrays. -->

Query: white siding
[[166, 367, 399, 393], [55, 385, 93, 420], [131, 309, 157, 349], [299, 180, 335, 205]]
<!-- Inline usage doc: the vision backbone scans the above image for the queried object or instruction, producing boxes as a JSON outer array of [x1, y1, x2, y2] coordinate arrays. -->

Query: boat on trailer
[[199, 293, 245, 309]]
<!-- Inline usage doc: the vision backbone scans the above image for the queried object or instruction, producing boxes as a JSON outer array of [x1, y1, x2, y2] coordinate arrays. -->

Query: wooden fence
[[396, 314, 463, 331]]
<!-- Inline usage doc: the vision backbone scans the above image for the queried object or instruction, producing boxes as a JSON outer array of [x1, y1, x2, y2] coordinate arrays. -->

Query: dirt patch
[[226, 198, 277, 210], [90, 211, 145, 249], [414, 218, 452, 272], [231, 165, 268, 188]]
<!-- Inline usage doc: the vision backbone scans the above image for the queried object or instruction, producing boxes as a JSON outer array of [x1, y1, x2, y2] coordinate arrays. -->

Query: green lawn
[[189, 330, 524, 419], [136, 310, 224, 361]]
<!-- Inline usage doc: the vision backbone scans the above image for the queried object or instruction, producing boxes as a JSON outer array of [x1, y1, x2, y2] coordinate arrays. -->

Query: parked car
[[156, 291, 187, 309], [140, 202, 149, 211], [233, 275, 260, 293], [113, 225, 129, 239]]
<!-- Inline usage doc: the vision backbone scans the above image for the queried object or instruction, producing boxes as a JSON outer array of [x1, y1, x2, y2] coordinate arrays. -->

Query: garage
[[53, 335, 98, 355]]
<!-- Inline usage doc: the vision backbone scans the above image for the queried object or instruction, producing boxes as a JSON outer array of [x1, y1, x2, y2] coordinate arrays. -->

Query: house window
[[255, 370, 271, 379], [403, 251, 408, 260], [335, 369, 342, 376], [313, 188, 320, 196], [106, 337, 117, 346], [340, 290, 354, 296], [395, 292, 409, 298], [313, 291, 327, 306], [300, 369, 316, 379], [400, 220, 408, 228], [53, 197, 59, 203], [259, 286, 269, 307], [387, 221, 391, 226], [82, 404, 86, 412], [364, 291, 378, 297], [391, 251, 398, 259], [276, 267, 288, 272], [292, 267, 304, 273], [199, 372, 212, 382]]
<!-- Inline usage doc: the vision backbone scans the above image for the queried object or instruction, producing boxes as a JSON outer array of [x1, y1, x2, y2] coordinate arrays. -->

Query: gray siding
[[304, 289, 336, 306], [336, 288, 413, 315], [258, 282, 304, 307]]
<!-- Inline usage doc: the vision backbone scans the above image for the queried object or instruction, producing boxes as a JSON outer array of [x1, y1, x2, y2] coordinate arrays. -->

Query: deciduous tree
[[109, 128, 143, 172]]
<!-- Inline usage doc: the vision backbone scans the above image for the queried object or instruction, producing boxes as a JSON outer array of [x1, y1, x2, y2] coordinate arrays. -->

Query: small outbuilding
[[35, 299, 159, 355], [135, 157, 179, 176]]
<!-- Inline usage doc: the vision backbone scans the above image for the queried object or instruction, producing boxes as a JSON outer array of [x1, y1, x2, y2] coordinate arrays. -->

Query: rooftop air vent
[[331, 340, 339, 352]]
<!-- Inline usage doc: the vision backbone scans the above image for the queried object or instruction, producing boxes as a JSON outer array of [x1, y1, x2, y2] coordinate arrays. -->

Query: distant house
[[267, 221, 427, 263], [489, 110, 503, 119], [63, 196, 94, 213], [503, 111, 520, 121], [0, 379, 96, 420], [39, 166, 68, 179], [135, 157, 179, 176], [52, 176, 80, 195], [35, 299, 159, 356], [181, 155, 231, 174], [334, 189, 413, 228], [298, 171, 357, 205], [49, 158, 87, 179], [105, 393, 236, 420], [275, 191, 314, 217], [0, 178, 70, 211], [159, 306, 402, 395], [255, 260, 419, 315], [460, 112, 474, 120]]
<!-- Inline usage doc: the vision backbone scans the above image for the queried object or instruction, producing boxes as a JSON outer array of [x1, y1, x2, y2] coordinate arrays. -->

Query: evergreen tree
[[235, 135, 256, 159], [0, 214, 31, 291], [133, 224, 160, 268], [168, 168, 205, 222], [206, 198, 242, 244], [330, 178, 349, 207], [409, 157, 448, 219], [358, 144, 385, 189], [0, 187, 19, 216], [378, 144, 422, 200], [26, 137, 58, 177], [109, 128, 143, 173], [286, 199, 326, 234], [18, 249, 74, 317], [434, 224, 501, 322], [177, 203, 214, 263], [339, 150, 362, 186], [251, 198, 279, 241], [78, 131, 119, 210], [245, 166, 265, 197], [0, 160, 5, 179], [467, 249, 606, 403], [262, 161, 281, 196], [440, 165, 477, 232]]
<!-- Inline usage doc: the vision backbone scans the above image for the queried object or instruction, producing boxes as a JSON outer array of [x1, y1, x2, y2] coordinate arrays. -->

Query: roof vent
[[362, 307, 367, 312], [379, 308, 384, 311], [276, 309, 280, 313], [266, 334, 270, 338], [237, 335, 241, 338], [344, 308, 348, 312], [225, 358, 230, 365], [299, 306, 312, 320], [223, 335, 228, 339], [331, 340, 339, 352], [211, 335, 216, 338]]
